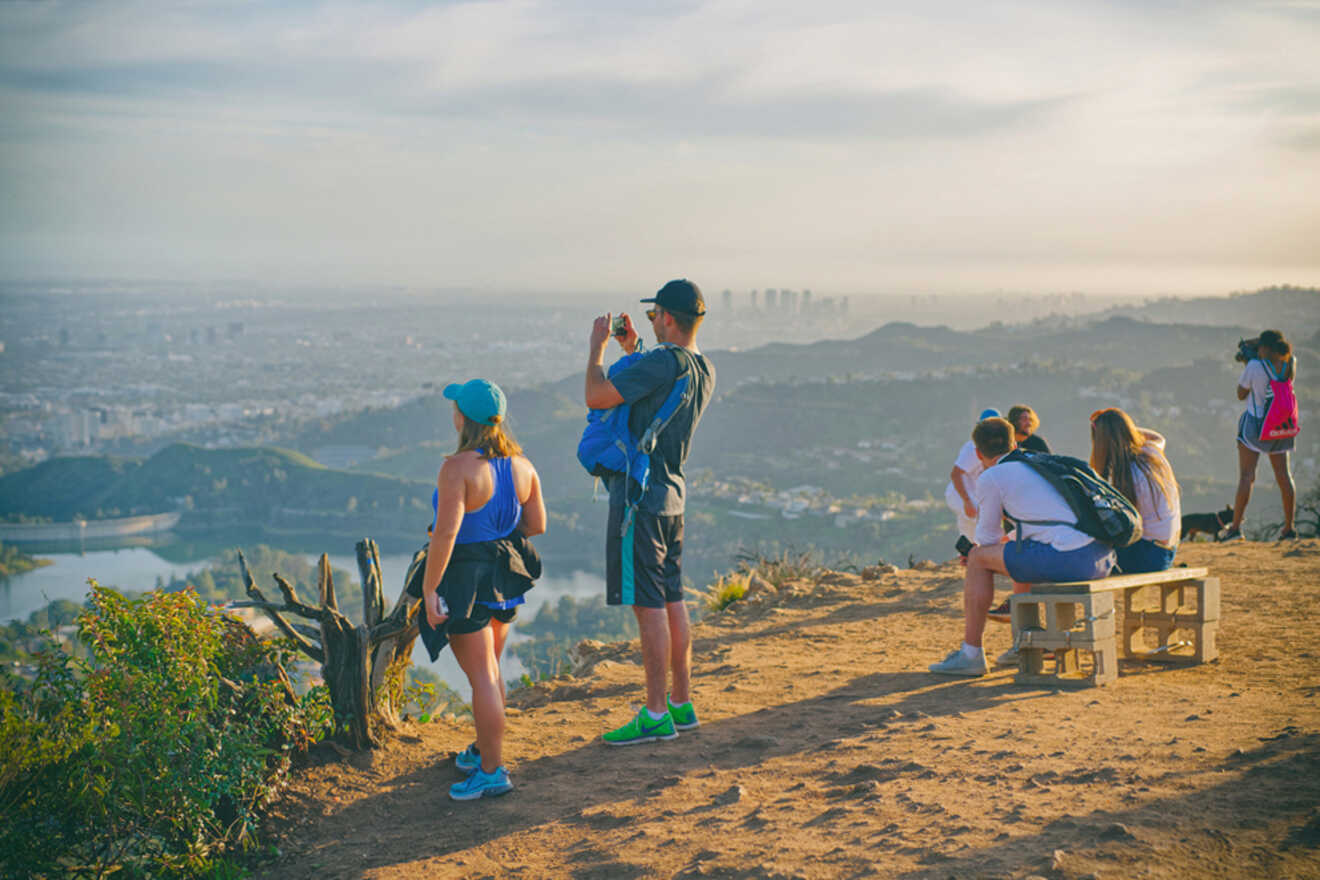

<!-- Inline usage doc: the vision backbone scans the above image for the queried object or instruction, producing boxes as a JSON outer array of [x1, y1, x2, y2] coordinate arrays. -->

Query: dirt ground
[[257, 541, 1320, 879]]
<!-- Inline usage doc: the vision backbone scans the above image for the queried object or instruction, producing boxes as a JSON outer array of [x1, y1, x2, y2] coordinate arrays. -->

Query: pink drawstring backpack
[[1259, 359, 1300, 441]]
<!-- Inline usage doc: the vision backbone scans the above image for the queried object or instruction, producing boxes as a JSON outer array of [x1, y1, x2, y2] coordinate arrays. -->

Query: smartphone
[[611, 315, 628, 336], [955, 535, 974, 557]]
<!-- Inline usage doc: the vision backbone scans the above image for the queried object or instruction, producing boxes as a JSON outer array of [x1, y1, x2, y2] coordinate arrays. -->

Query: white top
[[944, 440, 985, 499], [1130, 441, 1180, 546], [975, 459, 1093, 551], [1239, 357, 1296, 419]]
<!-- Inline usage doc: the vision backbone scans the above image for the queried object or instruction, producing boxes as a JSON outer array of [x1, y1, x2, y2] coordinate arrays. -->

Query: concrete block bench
[[1009, 566, 1218, 687]]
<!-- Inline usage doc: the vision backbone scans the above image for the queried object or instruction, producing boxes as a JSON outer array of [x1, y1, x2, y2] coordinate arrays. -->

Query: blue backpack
[[577, 345, 694, 505]]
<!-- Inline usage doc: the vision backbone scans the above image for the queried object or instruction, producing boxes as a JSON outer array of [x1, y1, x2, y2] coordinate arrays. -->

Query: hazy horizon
[[2, 1, 1318, 295]]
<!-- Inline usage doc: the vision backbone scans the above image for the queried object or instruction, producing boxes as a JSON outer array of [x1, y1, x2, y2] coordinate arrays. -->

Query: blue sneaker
[[455, 743, 480, 773], [449, 765, 513, 801]]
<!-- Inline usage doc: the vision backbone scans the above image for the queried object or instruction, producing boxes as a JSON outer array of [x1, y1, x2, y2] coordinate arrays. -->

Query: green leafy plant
[[397, 665, 467, 721], [0, 581, 326, 879]]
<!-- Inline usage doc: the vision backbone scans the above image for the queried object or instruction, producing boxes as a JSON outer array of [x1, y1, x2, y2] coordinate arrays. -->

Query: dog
[[1180, 505, 1233, 541]]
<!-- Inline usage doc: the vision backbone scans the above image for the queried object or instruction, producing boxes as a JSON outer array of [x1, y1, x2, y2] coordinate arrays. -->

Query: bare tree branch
[[292, 623, 324, 641], [370, 617, 418, 643], [236, 552, 326, 663], [318, 554, 338, 612], [272, 573, 325, 620], [357, 538, 386, 628]]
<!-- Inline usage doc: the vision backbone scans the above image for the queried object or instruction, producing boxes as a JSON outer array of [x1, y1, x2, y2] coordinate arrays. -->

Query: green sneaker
[[602, 708, 679, 746], [667, 695, 699, 730]]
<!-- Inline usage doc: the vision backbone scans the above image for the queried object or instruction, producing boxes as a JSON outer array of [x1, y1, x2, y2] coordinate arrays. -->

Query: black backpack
[[1000, 449, 1143, 548]]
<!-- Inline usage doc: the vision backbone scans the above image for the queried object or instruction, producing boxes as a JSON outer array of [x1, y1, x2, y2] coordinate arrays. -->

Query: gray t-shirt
[[607, 344, 716, 516]]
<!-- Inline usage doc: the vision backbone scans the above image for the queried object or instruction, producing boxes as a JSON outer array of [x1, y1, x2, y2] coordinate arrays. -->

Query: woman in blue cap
[[421, 378, 546, 801]]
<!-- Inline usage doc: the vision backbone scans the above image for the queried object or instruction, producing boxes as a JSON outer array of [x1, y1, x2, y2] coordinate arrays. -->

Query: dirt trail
[[258, 542, 1320, 879]]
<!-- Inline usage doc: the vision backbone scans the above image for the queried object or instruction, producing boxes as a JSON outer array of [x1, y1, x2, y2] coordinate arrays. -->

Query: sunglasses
[[646, 308, 659, 321]]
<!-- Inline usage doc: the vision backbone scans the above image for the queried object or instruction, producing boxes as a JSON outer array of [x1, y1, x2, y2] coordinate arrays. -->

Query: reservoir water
[[1, 540, 607, 700]]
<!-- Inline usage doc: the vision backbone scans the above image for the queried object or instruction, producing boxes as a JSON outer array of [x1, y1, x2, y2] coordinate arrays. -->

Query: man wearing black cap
[[586, 279, 717, 746]]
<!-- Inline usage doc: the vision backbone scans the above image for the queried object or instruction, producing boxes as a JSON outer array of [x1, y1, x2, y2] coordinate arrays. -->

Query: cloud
[[0, 0, 1317, 290]]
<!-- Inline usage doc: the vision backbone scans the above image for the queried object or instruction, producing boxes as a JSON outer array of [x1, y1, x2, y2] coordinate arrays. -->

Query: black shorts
[[448, 604, 518, 635], [606, 505, 684, 608]]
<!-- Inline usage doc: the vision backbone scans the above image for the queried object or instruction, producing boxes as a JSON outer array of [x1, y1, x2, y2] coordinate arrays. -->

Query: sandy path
[[258, 542, 1320, 879]]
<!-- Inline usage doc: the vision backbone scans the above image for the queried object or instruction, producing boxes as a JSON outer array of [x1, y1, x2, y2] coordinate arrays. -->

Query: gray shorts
[[1238, 411, 1294, 455], [606, 505, 684, 608]]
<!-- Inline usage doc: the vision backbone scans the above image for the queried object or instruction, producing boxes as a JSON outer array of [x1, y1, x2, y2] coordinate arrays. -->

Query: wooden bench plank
[[1025, 567, 1210, 595]]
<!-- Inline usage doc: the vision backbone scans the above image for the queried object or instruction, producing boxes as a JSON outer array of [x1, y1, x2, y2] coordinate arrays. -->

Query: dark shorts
[[448, 603, 518, 635], [606, 505, 684, 608], [1115, 539, 1176, 575], [1003, 539, 1115, 583]]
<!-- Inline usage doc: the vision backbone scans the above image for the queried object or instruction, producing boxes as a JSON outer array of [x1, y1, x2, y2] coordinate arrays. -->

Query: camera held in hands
[[1235, 337, 1260, 363], [611, 315, 628, 337]]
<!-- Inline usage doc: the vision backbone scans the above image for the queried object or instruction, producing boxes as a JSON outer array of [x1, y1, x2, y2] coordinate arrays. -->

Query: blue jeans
[[1115, 539, 1176, 575]]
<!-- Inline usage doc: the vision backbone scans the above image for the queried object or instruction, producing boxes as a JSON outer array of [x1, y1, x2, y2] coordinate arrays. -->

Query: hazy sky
[[1, 0, 1318, 295]]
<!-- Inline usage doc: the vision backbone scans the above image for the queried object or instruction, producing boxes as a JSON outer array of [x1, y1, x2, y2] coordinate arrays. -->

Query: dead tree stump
[[233, 539, 422, 750]]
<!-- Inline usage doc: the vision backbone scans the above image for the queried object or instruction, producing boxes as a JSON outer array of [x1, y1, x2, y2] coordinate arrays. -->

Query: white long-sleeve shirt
[[975, 458, 1093, 552]]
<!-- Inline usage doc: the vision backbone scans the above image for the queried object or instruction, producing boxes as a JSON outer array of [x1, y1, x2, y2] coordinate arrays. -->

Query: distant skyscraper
[[802, 289, 812, 311], [765, 288, 777, 308], [750, 289, 759, 310], [722, 289, 733, 312]]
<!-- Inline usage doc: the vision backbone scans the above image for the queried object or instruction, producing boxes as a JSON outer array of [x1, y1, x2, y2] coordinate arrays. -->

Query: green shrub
[[703, 573, 749, 613], [0, 582, 328, 879]]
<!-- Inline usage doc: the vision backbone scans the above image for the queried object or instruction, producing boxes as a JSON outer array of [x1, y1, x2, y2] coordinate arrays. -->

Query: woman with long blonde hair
[[420, 378, 546, 801], [1090, 408, 1181, 573]]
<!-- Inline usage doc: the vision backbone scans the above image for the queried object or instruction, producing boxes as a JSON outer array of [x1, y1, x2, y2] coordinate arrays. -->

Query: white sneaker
[[928, 648, 988, 677], [994, 647, 1019, 667]]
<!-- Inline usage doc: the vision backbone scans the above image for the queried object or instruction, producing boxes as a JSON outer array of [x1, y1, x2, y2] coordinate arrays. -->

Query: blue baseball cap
[[978, 408, 1001, 421], [443, 379, 506, 426]]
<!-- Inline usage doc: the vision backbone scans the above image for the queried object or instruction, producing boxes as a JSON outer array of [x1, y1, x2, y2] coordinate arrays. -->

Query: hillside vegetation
[[0, 443, 430, 542], [2, 292, 1316, 572]]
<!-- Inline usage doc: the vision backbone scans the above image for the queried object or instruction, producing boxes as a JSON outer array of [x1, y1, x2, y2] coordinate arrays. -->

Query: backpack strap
[[1251, 358, 1276, 416], [637, 345, 696, 456], [999, 449, 1078, 543]]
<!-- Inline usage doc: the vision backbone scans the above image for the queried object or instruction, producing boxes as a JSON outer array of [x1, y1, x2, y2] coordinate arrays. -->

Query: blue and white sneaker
[[449, 765, 513, 801], [455, 743, 480, 773]]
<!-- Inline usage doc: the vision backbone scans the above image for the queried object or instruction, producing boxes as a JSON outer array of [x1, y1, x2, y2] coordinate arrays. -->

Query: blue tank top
[[431, 455, 524, 544]]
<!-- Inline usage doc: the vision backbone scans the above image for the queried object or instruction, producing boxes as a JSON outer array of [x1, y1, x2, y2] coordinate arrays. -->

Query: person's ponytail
[[1259, 330, 1294, 381]]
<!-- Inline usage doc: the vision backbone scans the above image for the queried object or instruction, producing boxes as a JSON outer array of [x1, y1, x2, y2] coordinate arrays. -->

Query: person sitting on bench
[[1089, 408, 1180, 574], [929, 416, 1117, 677]]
